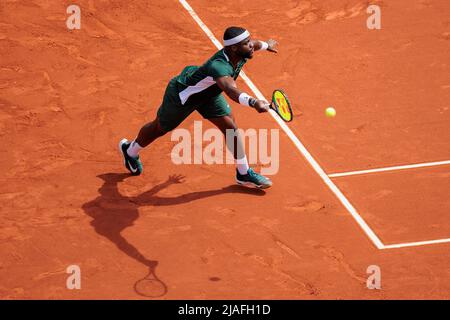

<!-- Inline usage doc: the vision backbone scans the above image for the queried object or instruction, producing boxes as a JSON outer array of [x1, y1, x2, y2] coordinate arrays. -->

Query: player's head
[[223, 26, 254, 59]]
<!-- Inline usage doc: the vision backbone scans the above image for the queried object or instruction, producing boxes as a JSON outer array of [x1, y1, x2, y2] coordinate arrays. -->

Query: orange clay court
[[1, 0, 449, 299]]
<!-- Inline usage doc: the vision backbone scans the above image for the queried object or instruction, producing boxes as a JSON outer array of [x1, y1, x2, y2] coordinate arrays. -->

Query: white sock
[[236, 156, 250, 175], [127, 140, 143, 158]]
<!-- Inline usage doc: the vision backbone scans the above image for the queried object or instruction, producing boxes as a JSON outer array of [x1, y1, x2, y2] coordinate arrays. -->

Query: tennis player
[[119, 26, 278, 189]]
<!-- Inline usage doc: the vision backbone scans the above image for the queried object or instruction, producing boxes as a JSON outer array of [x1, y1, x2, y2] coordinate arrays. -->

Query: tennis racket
[[269, 89, 293, 122]]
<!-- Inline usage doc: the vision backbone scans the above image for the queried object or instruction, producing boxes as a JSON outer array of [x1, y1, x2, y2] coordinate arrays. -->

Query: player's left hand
[[267, 39, 278, 53]]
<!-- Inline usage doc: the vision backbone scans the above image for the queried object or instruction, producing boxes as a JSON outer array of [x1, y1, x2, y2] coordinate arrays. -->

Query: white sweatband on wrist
[[238, 93, 255, 107], [260, 41, 269, 50]]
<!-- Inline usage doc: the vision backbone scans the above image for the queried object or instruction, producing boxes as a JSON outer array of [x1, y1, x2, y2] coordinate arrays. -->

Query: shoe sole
[[236, 179, 272, 189], [118, 138, 129, 168]]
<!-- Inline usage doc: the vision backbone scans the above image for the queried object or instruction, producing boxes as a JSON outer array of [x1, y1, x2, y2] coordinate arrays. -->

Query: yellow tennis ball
[[325, 107, 336, 118]]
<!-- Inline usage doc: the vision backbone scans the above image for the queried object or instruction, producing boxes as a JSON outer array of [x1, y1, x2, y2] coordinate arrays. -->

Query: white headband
[[223, 30, 250, 46]]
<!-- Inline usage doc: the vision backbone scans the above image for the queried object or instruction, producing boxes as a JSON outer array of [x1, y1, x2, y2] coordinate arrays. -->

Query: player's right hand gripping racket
[[269, 89, 293, 122]]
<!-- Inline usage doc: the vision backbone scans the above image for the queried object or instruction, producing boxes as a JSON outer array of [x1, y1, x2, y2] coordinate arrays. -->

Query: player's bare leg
[[134, 117, 167, 147], [119, 117, 167, 176], [208, 114, 272, 189]]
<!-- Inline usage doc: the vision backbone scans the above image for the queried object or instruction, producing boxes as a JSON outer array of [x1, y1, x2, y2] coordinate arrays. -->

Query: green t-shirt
[[176, 49, 247, 105]]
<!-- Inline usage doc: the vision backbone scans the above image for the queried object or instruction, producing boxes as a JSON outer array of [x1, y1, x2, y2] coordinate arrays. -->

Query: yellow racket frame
[[272, 89, 293, 122]]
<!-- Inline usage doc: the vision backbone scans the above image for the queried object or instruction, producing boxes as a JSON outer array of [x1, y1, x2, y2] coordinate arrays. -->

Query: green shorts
[[157, 78, 231, 132]]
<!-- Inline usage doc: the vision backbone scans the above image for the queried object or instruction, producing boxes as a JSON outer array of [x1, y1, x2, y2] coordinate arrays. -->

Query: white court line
[[329, 160, 450, 178], [178, 0, 385, 249], [382, 238, 450, 250]]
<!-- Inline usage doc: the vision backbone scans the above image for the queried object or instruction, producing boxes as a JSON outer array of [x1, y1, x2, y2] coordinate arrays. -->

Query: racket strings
[[272, 90, 293, 122]]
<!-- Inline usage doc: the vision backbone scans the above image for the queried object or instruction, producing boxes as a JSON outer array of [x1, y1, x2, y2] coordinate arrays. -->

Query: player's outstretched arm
[[216, 76, 269, 113], [252, 39, 278, 53]]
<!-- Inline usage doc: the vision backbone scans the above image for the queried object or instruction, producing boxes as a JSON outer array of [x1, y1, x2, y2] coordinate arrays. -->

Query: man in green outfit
[[119, 26, 278, 189]]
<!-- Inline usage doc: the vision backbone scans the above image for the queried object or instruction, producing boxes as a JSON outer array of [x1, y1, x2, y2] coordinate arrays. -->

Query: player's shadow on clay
[[81, 172, 265, 297]]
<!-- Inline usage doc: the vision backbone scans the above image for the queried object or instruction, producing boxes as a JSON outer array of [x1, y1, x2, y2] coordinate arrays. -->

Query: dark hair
[[223, 26, 247, 41]]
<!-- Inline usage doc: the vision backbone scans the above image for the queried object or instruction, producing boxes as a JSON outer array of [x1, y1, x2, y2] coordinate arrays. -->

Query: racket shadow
[[82, 172, 266, 298], [134, 262, 168, 298]]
